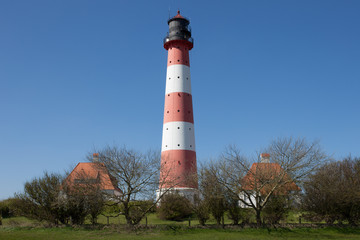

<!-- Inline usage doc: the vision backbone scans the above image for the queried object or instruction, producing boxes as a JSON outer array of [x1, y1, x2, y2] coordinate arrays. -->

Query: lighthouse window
[[189, 128, 191, 130], [186, 77, 189, 80], [166, 128, 168, 130], [190, 145, 192, 148], [178, 144, 180, 146], [169, 77, 171, 80], [188, 111, 191, 113], [177, 60, 180, 62], [178, 161, 181, 165], [177, 127, 180, 129], [168, 94, 170, 96], [169, 61, 172, 63], [167, 111, 169, 113], [177, 76, 180, 78], [177, 110, 180, 112], [187, 94, 190, 96], [165, 145, 168, 147]]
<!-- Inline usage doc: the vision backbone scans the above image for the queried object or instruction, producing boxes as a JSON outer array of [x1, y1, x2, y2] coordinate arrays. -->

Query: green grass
[[1, 217, 40, 227], [2, 214, 360, 240], [2, 226, 360, 240]]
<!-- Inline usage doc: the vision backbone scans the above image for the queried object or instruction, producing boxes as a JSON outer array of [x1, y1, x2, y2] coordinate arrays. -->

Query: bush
[[0, 198, 16, 218], [103, 201, 122, 215], [302, 157, 360, 225], [225, 193, 242, 225], [59, 185, 105, 225], [262, 196, 289, 224], [13, 172, 64, 224], [157, 193, 193, 221]]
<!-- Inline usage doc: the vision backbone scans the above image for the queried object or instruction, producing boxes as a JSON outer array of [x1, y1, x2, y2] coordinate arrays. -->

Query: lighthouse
[[157, 11, 198, 200]]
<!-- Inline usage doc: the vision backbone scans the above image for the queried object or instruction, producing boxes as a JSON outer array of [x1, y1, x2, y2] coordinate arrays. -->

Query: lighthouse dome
[[165, 10, 192, 45]]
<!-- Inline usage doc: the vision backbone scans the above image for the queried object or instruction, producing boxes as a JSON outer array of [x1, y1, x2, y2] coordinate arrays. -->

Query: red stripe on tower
[[157, 11, 198, 200]]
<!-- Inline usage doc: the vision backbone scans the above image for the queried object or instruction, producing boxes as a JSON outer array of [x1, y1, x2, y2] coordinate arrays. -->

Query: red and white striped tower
[[157, 11, 198, 200]]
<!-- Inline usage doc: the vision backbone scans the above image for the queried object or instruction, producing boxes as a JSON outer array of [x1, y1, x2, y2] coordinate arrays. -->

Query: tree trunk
[[256, 210, 262, 226], [123, 202, 133, 225], [216, 216, 221, 225]]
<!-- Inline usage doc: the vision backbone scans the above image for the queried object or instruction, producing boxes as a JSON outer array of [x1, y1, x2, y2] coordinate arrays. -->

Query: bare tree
[[215, 137, 328, 225], [302, 156, 360, 225], [92, 145, 183, 225]]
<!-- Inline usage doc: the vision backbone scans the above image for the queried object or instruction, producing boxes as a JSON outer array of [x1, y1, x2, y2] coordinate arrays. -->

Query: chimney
[[93, 153, 99, 162], [260, 153, 270, 163]]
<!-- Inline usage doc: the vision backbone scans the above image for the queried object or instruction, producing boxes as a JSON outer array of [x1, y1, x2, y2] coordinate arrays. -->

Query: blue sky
[[1, 0, 359, 200]]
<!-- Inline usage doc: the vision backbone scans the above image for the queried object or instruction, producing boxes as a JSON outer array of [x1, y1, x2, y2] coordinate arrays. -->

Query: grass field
[[2, 217, 360, 240], [2, 226, 360, 240]]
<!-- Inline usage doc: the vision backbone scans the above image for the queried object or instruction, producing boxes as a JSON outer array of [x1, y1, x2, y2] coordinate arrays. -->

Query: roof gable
[[64, 162, 118, 191], [242, 162, 300, 194]]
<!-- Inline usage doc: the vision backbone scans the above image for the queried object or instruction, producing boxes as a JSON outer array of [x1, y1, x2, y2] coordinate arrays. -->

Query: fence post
[[299, 216, 301, 224], [188, 217, 191, 227], [146, 216, 148, 227]]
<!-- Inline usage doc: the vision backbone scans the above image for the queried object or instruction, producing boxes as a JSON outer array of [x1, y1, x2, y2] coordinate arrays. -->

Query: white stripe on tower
[[161, 121, 195, 151], [165, 65, 192, 94]]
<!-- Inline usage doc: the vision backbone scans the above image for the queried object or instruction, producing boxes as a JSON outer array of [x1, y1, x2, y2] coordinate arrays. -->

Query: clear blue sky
[[1, 0, 359, 200]]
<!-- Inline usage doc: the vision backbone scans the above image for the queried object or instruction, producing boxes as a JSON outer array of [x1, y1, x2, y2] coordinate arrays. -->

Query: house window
[[74, 178, 98, 184]]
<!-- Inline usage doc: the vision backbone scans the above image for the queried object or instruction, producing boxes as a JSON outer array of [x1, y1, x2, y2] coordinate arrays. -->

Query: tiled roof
[[242, 162, 300, 194], [64, 162, 118, 191]]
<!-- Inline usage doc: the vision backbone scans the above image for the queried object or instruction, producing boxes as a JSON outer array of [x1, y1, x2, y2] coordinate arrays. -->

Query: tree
[[13, 172, 64, 225], [92, 145, 178, 225], [215, 137, 328, 225], [302, 156, 360, 225], [200, 166, 226, 226]]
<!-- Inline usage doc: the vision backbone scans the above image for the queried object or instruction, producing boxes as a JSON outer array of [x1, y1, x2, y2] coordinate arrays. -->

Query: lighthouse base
[[156, 187, 198, 205]]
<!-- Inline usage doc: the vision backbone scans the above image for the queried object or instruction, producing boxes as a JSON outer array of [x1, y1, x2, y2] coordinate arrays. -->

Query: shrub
[[157, 193, 193, 221], [13, 172, 64, 224], [225, 192, 242, 225], [0, 198, 16, 218], [262, 196, 289, 224], [302, 157, 360, 225]]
